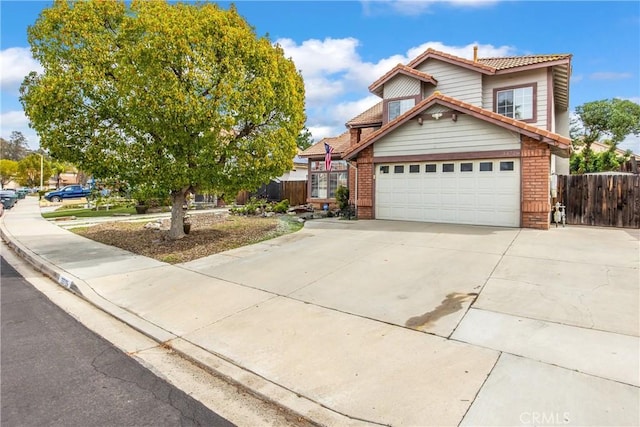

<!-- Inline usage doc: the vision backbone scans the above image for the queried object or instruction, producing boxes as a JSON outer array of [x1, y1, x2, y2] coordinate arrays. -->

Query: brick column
[[521, 136, 551, 229], [356, 146, 374, 219], [349, 128, 361, 146]]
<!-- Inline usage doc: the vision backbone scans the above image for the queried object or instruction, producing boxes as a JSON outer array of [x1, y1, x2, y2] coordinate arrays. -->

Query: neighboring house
[[588, 141, 640, 161], [275, 150, 309, 182], [301, 47, 573, 229], [48, 172, 81, 189]]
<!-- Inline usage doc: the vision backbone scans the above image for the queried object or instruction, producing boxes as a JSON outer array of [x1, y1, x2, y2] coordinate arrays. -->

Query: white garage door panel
[[375, 159, 520, 227]]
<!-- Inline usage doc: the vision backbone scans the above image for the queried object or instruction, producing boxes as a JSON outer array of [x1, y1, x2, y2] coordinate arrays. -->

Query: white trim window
[[496, 86, 533, 120], [388, 98, 415, 121], [310, 160, 347, 199]]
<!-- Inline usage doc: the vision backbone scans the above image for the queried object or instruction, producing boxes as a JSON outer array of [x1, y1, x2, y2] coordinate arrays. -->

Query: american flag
[[324, 142, 334, 171]]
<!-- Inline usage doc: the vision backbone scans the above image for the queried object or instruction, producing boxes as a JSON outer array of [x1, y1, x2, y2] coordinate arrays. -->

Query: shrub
[[273, 199, 289, 213], [335, 185, 349, 211], [230, 197, 289, 216]]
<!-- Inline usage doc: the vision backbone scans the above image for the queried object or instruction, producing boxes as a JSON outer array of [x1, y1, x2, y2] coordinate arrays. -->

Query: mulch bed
[[73, 213, 283, 264]]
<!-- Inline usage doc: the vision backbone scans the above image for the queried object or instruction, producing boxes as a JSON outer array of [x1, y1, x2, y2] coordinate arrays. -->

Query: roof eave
[[491, 57, 572, 74]]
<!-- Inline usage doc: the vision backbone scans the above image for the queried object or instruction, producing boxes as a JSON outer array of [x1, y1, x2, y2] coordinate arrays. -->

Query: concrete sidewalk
[[1, 197, 638, 426]]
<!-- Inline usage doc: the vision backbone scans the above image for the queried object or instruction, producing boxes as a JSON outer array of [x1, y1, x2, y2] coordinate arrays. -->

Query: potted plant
[[135, 201, 148, 215], [131, 186, 150, 214]]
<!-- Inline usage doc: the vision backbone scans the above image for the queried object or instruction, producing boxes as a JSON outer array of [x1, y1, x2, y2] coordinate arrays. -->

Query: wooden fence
[[556, 174, 640, 228], [235, 180, 308, 206]]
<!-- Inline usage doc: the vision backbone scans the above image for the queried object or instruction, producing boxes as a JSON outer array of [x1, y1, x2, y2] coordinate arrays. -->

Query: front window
[[496, 85, 534, 121], [310, 160, 347, 199], [388, 98, 415, 121]]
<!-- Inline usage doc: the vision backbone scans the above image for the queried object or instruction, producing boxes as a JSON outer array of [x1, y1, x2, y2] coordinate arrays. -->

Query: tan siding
[[373, 112, 520, 157], [417, 59, 482, 105], [383, 75, 421, 98], [555, 109, 569, 137], [482, 69, 548, 129]]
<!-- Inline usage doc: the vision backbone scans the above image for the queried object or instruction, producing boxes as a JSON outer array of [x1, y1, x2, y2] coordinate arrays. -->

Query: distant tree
[[0, 131, 30, 161], [51, 161, 66, 188], [570, 99, 640, 173], [0, 159, 19, 187], [21, 0, 305, 239], [17, 154, 52, 188], [296, 127, 314, 150]]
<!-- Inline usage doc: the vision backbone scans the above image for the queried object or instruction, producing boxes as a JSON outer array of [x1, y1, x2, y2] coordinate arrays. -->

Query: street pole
[[40, 154, 43, 190]]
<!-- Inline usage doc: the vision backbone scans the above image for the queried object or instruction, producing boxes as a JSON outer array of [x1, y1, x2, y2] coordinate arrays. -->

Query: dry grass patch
[[73, 213, 301, 264]]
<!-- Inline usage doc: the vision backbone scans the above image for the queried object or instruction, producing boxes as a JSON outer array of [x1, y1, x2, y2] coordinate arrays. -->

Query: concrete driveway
[[185, 219, 638, 336], [3, 199, 638, 426], [180, 219, 639, 425]]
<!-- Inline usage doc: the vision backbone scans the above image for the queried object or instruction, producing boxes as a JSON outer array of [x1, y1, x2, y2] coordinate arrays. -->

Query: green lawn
[[42, 206, 137, 219]]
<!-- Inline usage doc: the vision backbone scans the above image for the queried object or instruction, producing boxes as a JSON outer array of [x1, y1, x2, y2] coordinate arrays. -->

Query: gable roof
[[346, 101, 383, 127], [343, 92, 571, 160], [368, 64, 437, 97]]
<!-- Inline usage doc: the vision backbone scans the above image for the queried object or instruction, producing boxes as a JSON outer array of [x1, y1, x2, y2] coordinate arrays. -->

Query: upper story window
[[388, 98, 415, 121], [494, 84, 536, 122]]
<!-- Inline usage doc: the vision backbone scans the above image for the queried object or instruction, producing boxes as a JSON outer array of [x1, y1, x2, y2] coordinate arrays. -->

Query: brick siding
[[350, 128, 361, 146], [521, 136, 551, 229], [356, 146, 374, 219]]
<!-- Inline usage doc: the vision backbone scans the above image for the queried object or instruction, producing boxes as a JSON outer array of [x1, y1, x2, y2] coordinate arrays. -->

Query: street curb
[[0, 213, 371, 427]]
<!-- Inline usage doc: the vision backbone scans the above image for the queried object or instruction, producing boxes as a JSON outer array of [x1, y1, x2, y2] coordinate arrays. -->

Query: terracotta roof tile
[[407, 48, 496, 73], [346, 102, 383, 126], [300, 128, 377, 158], [300, 132, 349, 157], [343, 92, 571, 159], [478, 54, 571, 70]]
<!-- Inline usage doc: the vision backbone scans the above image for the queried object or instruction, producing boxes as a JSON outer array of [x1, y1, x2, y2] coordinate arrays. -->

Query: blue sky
[[1, 0, 639, 152]]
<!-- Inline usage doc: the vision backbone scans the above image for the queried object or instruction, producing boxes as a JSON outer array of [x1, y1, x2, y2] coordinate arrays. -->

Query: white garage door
[[375, 159, 520, 227]]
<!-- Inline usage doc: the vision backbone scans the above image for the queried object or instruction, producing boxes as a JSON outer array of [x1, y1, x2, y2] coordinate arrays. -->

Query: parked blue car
[[44, 185, 93, 203], [0, 190, 19, 209]]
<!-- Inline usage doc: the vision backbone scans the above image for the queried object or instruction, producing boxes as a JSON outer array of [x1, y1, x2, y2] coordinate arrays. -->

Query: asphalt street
[[0, 255, 234, 427]]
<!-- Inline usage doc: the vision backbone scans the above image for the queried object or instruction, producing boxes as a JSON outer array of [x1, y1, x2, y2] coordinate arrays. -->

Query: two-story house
[[301, 47, 572, 229]]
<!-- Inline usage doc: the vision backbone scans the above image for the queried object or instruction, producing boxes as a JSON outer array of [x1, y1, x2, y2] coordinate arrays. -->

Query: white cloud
[[361, 0, 498, 16], [0, 47, 43, 91], [406, 41, 515, 60], [277, 37, 362, 77], [307, 125, 339, 142], [304, 76, 345, 104], [589, 72, 633, 80], [0, 110, 39, 150]]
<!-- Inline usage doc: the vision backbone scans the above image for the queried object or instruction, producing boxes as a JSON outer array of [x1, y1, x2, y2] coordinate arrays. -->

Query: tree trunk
[[168, 188, 188, 240]]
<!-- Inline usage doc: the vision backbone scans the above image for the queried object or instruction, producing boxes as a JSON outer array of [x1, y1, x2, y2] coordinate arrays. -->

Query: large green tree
[[0, 159, 19, 187], [0, 131, 30, 161], [17, 154, 52, 188], [21, 0, 305, 239], [570, 99, 640, 173]]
